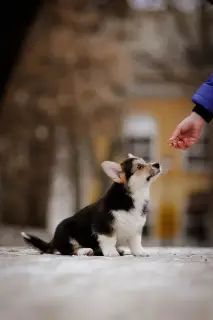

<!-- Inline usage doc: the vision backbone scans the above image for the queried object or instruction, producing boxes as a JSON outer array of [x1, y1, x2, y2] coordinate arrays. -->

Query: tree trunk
[[70, 138, 82, 213], [46, 126, 74, 234], [27, 116, 55, 228]]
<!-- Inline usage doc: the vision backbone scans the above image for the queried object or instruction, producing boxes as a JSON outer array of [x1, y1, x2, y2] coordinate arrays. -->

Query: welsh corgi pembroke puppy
[[21, 153, 162, 257]]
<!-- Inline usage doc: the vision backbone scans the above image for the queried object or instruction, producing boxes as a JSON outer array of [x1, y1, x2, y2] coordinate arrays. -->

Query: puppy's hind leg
[[53, 237, 73, 256], [69, 238, 94, 256]]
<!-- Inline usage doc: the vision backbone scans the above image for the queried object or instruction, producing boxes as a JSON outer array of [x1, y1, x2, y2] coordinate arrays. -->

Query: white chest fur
[[112, 186, 149, 244]]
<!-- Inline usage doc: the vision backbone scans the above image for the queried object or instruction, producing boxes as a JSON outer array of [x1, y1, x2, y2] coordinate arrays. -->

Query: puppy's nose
[[152, 162, 160, 169]]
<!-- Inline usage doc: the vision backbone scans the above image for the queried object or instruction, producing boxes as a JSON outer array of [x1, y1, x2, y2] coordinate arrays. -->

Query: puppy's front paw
[[117, 247, 131, 256], [77, 248, 94, 256], [103, 248, 120, 257], [132, 248, 149, 257]]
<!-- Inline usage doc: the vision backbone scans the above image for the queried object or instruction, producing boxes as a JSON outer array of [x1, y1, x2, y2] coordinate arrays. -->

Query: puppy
[[21, 153, 161, 257]]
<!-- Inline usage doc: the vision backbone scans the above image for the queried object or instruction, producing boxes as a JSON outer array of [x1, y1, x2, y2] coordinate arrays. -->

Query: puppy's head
[[101, 153, 161, 191]]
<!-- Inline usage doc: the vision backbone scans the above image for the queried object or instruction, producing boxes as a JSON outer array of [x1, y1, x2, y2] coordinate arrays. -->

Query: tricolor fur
[[21, 153, 162, 257]]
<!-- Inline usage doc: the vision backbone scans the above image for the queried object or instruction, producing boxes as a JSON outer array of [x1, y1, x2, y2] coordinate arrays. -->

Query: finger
[[180, 144, 188, 150], [171, 142, 177, 148], [183, 138, 189, 144], [172, 140, 179, 148], [177, 141, 186, 149], [169, 138, 186, 149], [169, 126, 181, 141], [185, 141, 195, 148], [184, 138, 197, 148], [170, 143, 180, 149]]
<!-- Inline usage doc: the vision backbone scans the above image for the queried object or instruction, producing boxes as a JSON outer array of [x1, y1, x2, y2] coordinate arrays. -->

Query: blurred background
[[0, 0, 213, 248]]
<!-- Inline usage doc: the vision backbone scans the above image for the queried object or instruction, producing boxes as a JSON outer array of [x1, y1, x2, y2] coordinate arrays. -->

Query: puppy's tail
[[21, 232, 54, 254]]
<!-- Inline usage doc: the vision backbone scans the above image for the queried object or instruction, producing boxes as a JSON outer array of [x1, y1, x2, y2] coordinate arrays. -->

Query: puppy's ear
[[101, 161, 122, 183], [128, 153, 136, 159]]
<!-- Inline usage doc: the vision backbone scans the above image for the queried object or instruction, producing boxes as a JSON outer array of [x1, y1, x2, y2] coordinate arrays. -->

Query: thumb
[[169, 125, 181, 141]]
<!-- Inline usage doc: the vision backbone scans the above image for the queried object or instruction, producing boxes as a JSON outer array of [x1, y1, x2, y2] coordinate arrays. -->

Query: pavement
[[0, 247, 213, 320]]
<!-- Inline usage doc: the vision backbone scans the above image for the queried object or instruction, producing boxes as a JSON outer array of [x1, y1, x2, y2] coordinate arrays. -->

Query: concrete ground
[[0, 247, 213, 320]]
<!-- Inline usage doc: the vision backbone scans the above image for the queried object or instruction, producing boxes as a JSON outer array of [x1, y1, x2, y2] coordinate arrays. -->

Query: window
[[184, 128, 211, 172], [125, 137, 152, 162], [123, 114, 157, 162]]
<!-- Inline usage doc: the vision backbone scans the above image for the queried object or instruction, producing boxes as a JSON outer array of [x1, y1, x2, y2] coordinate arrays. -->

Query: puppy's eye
[[137, 164, 143, 170]]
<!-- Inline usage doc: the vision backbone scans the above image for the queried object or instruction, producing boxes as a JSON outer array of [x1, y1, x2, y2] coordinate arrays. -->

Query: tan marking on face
[[132, 158, 151, 176], [120, 172, 126, 184], [144, 164, 153, 176]]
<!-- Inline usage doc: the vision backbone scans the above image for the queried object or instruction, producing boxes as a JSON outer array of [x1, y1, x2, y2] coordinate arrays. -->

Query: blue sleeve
[[192, 74, 213, 122], [192, 74, 213, 114]]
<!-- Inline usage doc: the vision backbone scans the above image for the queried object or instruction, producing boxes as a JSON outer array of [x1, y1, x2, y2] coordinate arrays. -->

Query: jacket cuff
[[192, 104, 213, 123]]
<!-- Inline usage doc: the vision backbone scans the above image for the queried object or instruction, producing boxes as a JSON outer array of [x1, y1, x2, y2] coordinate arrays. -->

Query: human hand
[[168, 112, 205, 150]]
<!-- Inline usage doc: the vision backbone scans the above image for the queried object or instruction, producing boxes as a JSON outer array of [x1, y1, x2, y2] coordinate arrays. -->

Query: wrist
[[190, 111, 206, 127], [192, 104, 213, 123]]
